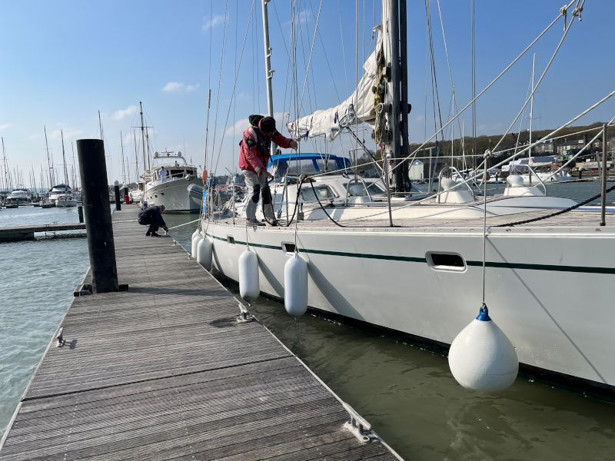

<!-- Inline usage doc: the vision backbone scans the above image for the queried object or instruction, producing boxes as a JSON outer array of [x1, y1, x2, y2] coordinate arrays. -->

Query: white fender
[[448, 306, 518, 392], [191, 229, 201, 259], [238, 249, 259, 301], [196, 237, 213, 271], [284, 253, 308, 317]]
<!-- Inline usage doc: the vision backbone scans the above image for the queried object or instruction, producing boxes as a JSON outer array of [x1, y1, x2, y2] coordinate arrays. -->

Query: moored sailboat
[[198, 0, 615, 396]]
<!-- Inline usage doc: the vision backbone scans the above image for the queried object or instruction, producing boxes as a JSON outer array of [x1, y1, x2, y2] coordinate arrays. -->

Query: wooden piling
[[77, 139, 119, 293]]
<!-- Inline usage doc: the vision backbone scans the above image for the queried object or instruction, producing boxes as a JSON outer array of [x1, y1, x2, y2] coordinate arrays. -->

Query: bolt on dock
[[0, 205, 401, 460]]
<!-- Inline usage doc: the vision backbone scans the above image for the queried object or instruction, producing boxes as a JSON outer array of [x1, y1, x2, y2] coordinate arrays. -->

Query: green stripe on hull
[[206, 232, 615, 275]]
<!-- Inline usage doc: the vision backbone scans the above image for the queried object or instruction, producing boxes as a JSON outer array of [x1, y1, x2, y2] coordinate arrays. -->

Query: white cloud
[[49, 128, 83, 141], [296, 9, 311, 24], [201, 14, 228, 32], [111, 105, 138, 121], [284, 9, 311, 26], [0, 123, 11, 131], [224, 117, 250, 137], [162, 82, 199, 93]]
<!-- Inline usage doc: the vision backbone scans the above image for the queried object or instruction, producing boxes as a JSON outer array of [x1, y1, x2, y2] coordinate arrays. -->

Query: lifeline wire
[[407, 0, 577, 161], [481, 151, 489, 306]]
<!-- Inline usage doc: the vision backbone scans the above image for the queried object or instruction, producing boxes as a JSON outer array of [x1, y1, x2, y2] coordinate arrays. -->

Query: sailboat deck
[[230, 208, 613, 232]]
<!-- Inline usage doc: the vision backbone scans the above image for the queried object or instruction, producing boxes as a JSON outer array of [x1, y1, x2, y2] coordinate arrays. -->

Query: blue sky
[[0, 0, 613, 189]]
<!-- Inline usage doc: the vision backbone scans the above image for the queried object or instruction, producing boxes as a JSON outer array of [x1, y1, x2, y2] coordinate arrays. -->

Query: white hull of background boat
[[144, 177, 201, 212], [518, 172, 573, 185], [202, 218, 615, 390], [55, 197, 77, 207]]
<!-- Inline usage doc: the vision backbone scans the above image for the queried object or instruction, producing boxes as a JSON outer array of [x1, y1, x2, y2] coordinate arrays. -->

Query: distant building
[[533, 140, 556, 154], [556, 139, 585, 155]]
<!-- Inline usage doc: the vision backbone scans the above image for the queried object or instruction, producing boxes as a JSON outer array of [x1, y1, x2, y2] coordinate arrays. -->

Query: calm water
[[1, 182, 614, 459]]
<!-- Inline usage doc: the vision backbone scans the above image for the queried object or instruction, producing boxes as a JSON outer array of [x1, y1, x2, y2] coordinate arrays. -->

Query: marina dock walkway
[[0, 206, 400, 460], [0, 223, 86, 242]]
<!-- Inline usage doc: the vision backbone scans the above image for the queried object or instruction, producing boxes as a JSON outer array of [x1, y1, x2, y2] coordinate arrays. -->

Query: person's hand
[[289, 140, 298, 150]]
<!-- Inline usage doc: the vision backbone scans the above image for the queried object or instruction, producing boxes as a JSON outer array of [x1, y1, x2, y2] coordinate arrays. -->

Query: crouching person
[[138, 204, 169, 237]]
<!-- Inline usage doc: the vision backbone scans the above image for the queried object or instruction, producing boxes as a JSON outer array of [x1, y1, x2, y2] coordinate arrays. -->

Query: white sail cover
[[287, 30, 384, 141]]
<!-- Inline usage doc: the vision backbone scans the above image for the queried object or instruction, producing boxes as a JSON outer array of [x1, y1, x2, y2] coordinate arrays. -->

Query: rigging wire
[[212, 0, 257, 176], [391, 0, 580, 183], [475, 4, 583, 174], [471, 0, 477, 169], [209, 0, 231, 170], [432, 91, 615, 196], [435, 0, 464, 163], [407, 0, 577, 160], [203, 0, 214, 174], [296, 0, 324, 115], [424, 0, 444, 143]]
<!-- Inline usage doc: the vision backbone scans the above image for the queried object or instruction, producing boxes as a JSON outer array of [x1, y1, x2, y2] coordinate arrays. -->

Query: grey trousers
[[243, 170, 275, 221]]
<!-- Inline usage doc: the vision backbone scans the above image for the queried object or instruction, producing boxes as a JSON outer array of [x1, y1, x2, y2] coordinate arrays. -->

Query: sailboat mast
[[43, 126, 54, 188], [529, 53, 535, 166], [261, 0, 274, 118], [2, 136, 12, 190], [71, 142, 78, 189], [133, 130, 140, 182], [261, 0, 277, 154], [399, 0, 410, 179], [61, 130, 69, 186], [388, 0, 409, 192], [139, 102, 148, 172], [120, 131, 126, 184]]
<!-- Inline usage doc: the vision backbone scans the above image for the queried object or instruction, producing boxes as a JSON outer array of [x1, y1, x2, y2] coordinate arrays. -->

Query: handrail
[[510, 164, 547, 195], [437, 166, 477, 203]]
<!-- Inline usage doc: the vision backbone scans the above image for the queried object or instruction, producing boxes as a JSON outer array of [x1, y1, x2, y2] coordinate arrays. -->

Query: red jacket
[[239, 126, 294, 174]]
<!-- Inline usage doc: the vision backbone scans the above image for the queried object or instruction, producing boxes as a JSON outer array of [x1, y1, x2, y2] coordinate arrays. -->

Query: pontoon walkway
[[0, 206, 400, 460]]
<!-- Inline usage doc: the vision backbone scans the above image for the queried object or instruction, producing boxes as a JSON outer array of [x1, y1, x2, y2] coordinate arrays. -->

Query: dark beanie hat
[[259, 116, 276, 133], [248, 114, 263, 127]]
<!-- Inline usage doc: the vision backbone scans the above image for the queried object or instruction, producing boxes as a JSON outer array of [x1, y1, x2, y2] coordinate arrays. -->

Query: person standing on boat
[[239, 115, 297, 226], [160, 166, 168, 183], [138, 204, 169, 237]]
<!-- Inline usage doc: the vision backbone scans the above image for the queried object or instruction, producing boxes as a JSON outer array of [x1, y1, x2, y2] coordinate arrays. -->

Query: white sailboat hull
[[202, 218, 615, 390], [144, 177, 201, 213]]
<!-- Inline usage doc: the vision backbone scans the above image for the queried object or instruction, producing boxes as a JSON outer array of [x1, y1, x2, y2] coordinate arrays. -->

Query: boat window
[[346, 183, 367, 196], [343, 181, 386, 197], [281, 242, 296, 253], [287, 159, 319, 175], [314, 159, 335, 173], [366, 182, 386, 195], [425, 252, 466, 272], [300, 185, 334, 202]]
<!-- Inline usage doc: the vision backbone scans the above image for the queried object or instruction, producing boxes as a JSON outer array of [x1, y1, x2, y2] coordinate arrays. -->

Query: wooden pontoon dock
[[0, 223, 86, 242], [0, 206, 400, 460]]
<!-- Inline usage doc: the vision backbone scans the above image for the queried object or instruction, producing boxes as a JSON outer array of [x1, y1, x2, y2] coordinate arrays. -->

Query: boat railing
[[515, 164, 548, 193], [436, 166, 477, 202], [343, 176, 375, 206]]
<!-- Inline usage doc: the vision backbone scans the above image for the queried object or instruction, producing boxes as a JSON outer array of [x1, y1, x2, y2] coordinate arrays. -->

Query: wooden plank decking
[[0, 206, 400, 460]]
